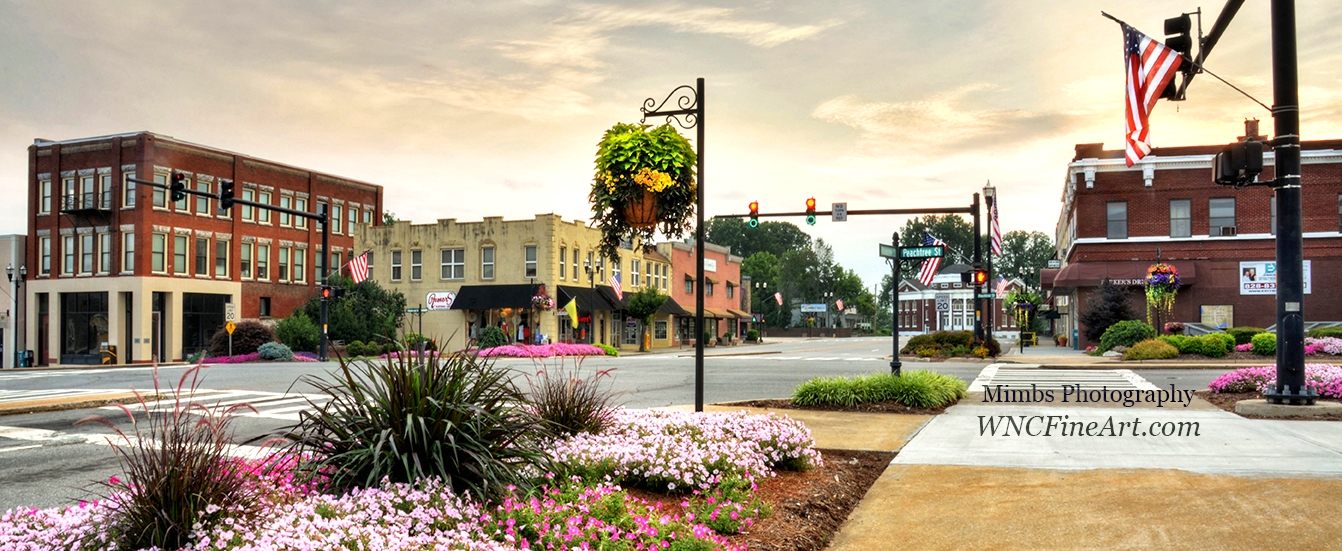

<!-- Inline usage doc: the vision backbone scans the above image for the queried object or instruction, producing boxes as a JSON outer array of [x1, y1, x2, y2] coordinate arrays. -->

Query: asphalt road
[[0, 337, 1236, 511]]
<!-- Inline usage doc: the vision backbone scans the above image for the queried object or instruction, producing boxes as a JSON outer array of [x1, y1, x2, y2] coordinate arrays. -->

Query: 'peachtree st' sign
[[899, 246, 945, 260]]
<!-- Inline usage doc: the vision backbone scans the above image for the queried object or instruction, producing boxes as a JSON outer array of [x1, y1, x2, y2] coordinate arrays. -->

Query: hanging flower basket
[[531, 294, 555, 311], [1145, 263, 1181, 327], [590, 123, 697, 261]]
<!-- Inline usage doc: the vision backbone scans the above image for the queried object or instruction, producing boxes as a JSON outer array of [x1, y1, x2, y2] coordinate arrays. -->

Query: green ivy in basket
[[590, 123, 697, 261]]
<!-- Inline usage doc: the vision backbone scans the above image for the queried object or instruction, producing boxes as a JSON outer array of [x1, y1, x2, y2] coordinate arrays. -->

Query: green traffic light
[[806, 215, 816, 226], [749, 218, 759, 228]]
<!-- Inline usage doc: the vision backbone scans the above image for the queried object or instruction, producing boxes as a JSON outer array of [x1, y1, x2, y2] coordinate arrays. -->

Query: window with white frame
[[572, 248, 580, 280], [195, 237, 210, 276], [81, 176, 95, 210], [121, 233, 134, 274], [240, 242, 253, 279], [727, 283, 734, 299], [481, 247, 494, 280], [411, 249, 422, 281], [215, 239, 229, 278], [80, 234, 94, 274], [39, 179, 52, 214], [195, 181, 210, 215], [62, 236, 74, 275], [242, 189, 255, 221], [294, 248, 305, 283], [101, 174, 112, 209], [441, 248, 464, 280], [1169, 199, 1191, 238], [631, 260, 640, 287], [257, 244, 270, 280], [559, 247, 566, 279], [279, 246, 290, 282], [295, 197, 308, 229], [99, 233, 111, 274], [348, 208, 356, 230], [257, 191, 272, 224], [151, 233, 166, 273], [122, 173, 135, 208], [1210, 197, 1236, 236], [1106, 201, 1127, 239], [174, 235, 188, 275], [332, 204, 343, 235], [685, 278, 693, 295], [524, 245, 537, 278], [152, 174, 168, 208], [279, 195, 292, 227], [391, 250, 403, 281], [364, 210, 371, 224]]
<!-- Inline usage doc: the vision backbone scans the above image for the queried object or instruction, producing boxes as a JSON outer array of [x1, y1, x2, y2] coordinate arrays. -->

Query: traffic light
[[219, 179, 235, 210], [170, 172, 187, 203], [1213, 140, 1264, 187], [321, 286, 332, 300], [973, 269, 988, 286], [748, 201, 759, 228], [1161, 14, 1193, 100], [805, 197, 816, 226]]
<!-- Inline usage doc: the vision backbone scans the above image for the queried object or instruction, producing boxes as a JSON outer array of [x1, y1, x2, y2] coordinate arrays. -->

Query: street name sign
[[879, 244, 898, 259], [405, 307, 427, 314], [900, 246, 945, 260], [978, 293, 997, 299]]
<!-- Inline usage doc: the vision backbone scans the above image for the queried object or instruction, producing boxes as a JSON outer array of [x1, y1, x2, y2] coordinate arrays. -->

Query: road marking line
[[0, 425, 274, 459], [0, 444, 43, 453]]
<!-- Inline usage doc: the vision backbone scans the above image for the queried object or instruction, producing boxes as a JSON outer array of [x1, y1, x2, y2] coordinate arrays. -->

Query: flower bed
[[0, 407, 814, 550], [201, 351, 319, 363], [476, 343, 610, 358], [1208, 364, 1342, 398]]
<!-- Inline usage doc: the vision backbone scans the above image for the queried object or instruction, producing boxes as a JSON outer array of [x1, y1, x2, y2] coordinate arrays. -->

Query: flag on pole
[[1122, 24, 1182, 167], [350, 252, 370, 284], [996, 277, 1010, 299], [917, 232, 945, 287], [990, 201, 1003, 257], [563, 297, 579, 328], [835, 298, 845, 312], [774, 292, 783, 306], [609, 273, 623, 301]]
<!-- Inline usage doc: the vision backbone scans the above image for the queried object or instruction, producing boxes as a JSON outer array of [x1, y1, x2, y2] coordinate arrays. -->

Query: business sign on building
[[704, 258, 717, 272], [426, 291, 457, 310], [799, 303, 827, 313], [1239, 261, 1312, 295]]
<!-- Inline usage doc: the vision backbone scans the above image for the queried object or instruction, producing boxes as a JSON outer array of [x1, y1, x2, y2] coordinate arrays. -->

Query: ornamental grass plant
[[791, 370, 967, 409], [523, 364, 620, 436], [72, 365, 266, 551], [286, 346, 553, 501]]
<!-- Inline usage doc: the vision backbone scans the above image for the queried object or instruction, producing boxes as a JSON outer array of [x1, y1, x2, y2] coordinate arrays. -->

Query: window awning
[[704, 307, 735, 318], [597, 285, 628, 309], [449, 283, 542, 310], [727, 309, 752, 319], [1050, 261, 1197, 288], [556, 285, 618, 313], [659, 298, 692, 316]]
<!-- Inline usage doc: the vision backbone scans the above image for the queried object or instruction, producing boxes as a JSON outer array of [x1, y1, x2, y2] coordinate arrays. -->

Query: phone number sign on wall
[[1239, 261, 1311, 295]]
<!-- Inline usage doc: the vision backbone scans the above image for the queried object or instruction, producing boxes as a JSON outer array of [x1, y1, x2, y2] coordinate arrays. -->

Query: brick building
[[1046, 123, 1342, 348], [656, 241, 751, 341], [25, 132, 383, 365], [895, 265, 1027, 338]]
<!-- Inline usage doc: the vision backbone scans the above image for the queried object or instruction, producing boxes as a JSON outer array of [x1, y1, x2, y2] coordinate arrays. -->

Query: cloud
[[812, 84, 1078, 156]]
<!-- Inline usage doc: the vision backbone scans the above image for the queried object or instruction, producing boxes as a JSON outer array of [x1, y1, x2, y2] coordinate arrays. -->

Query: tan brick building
[[25, 132, 383, 365]]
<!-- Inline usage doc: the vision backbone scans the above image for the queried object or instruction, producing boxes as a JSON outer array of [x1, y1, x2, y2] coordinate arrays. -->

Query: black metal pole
[[985, 193, 994, 342], [972, 193, 983, 342], [890, 232, 901, 375], [1268, 0, 1311, 405], [319, 203, 330, 362], [694, 77, 706, 413]]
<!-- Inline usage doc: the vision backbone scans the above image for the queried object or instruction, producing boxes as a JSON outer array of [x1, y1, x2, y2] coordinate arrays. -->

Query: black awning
[[598, 285, 628, 310], [449, 284, 541, 310], [556, 285, 617, 313], [658, 297, 692, 316]]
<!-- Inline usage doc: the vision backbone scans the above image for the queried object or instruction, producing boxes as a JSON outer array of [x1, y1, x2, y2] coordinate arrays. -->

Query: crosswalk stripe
[[0, 388, 126, 403], [99, 389, 332, 421]]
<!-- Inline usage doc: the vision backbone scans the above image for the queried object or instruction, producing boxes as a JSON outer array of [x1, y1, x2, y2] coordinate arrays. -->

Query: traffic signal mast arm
[[126, 176, 329, 223], [716, 206, 975, 219], [1176, 0, 1245, 100]]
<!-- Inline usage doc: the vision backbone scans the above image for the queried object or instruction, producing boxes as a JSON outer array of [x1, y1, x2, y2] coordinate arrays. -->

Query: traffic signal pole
[[130, 175, 334, 361], [972, 193, 983, 343], [319, 203, 331, 361]]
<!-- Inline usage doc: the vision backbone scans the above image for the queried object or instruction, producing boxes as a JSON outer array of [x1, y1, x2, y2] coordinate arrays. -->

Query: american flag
[[774, 292, 783, 306], [996, 277, 1010, 299], [835, 299, 845, 312], [917, 232, 944, 287], [990, 201, 1002, 257], [1123, 24, 1182, 167], [609, 273, 623, 301], [349, 252, 370, 284]]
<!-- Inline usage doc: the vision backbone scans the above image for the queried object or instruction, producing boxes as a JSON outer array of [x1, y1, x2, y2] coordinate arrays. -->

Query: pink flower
[[108, 475, 120, 486]]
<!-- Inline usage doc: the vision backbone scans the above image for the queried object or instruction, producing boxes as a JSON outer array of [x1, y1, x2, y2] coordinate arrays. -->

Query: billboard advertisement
[[1239, 260, 1311, 295]]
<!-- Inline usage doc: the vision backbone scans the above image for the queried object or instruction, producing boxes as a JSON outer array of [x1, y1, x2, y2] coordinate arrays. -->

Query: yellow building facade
[[354, 215, 686, 352]]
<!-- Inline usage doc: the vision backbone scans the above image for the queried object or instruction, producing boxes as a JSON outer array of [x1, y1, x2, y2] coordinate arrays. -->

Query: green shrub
[[948, 345, 971, 357], [1208, 332, 1238, 352], [364, 341, 384, 357], [791, 370, 966, 409], [345, 340, 366, 357], [405, 333, 437, 352], [1123, 339, 1179, 361], [523, 366, 618, 436], [900, 331, 975, 355], [1099, 320, 1155, 352], [75, 366, 265, 550], [1306, 326, 1342, 338], [477, 326, 508, 349], [978, 337, 1002, 357], [595, 343, 619, 357], [900, 334, 936, 354], [1158, 334, 1190, 352], [746, 329, 760, 342], [1251, 332, 1276, 356], [290, 345, 551, 499], [258, 341, 294, 362], [276, 311, 320, 353], [1227, 326, 1266, 345], [186, 350, 205, 364], [1194, 335, 1229, 358], [932, 330, 974, 349], [207, 320, 276, 357]]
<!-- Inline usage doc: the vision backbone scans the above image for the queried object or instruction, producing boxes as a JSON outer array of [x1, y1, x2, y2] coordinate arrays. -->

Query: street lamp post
[[6, 264, 26, 369]]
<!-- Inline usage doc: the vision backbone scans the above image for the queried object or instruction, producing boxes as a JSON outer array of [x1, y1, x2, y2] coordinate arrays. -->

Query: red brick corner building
[[1047, 122, 1342, 348], [25, 132, 383, 365]]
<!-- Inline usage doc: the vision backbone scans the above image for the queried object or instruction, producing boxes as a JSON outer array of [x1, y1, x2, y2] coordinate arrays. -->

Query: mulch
[[724, 398, 950, 415], [625, 449, 896, 551], [1196, 390, 1342, 421]]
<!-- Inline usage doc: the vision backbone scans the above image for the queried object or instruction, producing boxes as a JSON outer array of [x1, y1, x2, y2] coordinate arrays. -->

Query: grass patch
[[791, 370, 967, 409]]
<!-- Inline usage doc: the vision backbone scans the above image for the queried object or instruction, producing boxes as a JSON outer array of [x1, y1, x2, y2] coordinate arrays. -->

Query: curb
[[4, 363, 191, 372], [0, 392, 156, 416]]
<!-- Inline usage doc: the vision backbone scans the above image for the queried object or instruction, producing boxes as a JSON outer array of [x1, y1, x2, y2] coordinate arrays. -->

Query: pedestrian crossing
[[0, 365, 188, 381], [667, 355, 884, 362], [969, 364, 1158, 393], [99, 389, 332, 421], [0, 388, 133, 404]]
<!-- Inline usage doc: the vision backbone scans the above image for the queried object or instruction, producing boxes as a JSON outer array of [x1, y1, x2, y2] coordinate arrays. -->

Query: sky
[[3, 0, 1341, 289]]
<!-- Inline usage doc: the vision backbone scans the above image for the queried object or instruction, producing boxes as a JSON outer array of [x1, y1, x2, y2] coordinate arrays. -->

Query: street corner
[[0, 390, 150, 416]]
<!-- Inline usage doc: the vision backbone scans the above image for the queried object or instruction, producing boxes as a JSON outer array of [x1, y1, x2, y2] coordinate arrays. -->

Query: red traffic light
[[749, 201, 759, 214], [805, 197, 816, 211], [973, 270, 988, 285], [321, 286, 332, 299]]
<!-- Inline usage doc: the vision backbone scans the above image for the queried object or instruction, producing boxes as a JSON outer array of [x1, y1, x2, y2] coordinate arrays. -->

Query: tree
[[706, 218, 811, 259], [1079, 280, 1137, 343], [741, 251, 780, 314], [382, 211, 398, 226], [897, 215, 977, 280], [625, 286, 668, 351], [995, 231, 1055, 289], [301, 274, 406, 347]]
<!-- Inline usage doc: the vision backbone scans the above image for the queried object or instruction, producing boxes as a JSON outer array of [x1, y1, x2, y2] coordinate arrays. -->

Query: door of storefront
[[152, 292, 165, 362], [182, 293, 228, 358], [59, 292, 109, 365], [623, 317, 641, 346], [37, 293, 48, 366]]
